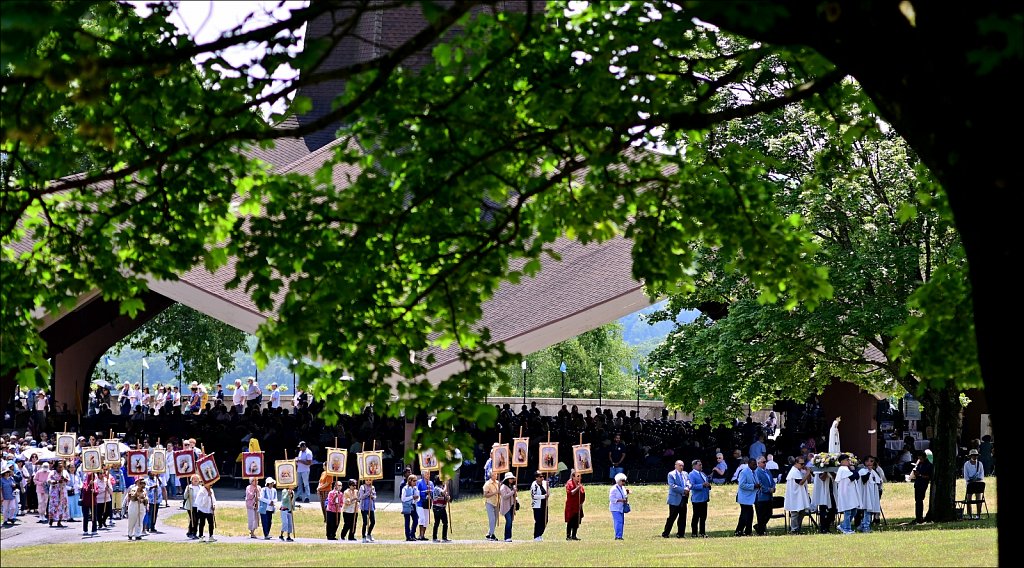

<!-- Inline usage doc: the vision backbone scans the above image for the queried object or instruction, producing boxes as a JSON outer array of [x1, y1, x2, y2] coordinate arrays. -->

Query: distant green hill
[[617, 301, 697, 352]]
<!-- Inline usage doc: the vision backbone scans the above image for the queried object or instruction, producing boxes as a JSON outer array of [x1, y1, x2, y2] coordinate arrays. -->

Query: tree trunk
[[689, 2, 1012, 559], [918, 384, 962, 523]]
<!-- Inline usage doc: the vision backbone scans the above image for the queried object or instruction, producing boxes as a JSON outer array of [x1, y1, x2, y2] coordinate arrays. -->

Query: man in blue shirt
[[608, 434, 626, 480], [662, 460, 690, 538], [753, 456, 776, 535], [749, 435, 766, 461], [734, 458, 757, 536], [688, 460, 711, 537]]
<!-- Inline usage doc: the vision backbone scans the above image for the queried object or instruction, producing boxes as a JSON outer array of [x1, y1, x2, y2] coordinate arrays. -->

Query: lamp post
[[291, 358, 298, 396], [521, 359, 528, 404], [559, 360, 567, 405], [635, 363, 641, 416], [598, 361, 603, 406]]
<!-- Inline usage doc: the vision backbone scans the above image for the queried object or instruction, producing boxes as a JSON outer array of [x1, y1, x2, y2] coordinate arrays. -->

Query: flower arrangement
[[810, 452, 859, 469], [225, 383, 237, 391], [265, 384, 289, 392]]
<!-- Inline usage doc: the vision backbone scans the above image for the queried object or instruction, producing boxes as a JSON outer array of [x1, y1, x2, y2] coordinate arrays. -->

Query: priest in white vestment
[[784, 458, 812, 533]]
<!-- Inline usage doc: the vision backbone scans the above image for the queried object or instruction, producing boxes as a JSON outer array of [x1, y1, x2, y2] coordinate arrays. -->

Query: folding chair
[[960, 482, 990, 519]]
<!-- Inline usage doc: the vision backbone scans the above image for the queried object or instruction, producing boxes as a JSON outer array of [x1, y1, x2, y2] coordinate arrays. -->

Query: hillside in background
[[618, 301, 698, 358]]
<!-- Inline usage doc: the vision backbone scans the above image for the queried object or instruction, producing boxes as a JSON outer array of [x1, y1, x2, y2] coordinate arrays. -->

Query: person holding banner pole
[[279, 484, 295, 541], [183, 475, 199, 539], [194, 483, 217, 542], [358, 478, 376, 542], [431, 476, 451, 542], [483, 470, 501, 541], [326, 480, 343, 540], [564, 469, 585, 541], [125, 477, 147, 540], [81, 471, 98, 536], [530, 471, 548, 541], [245, 477, 260, 539]]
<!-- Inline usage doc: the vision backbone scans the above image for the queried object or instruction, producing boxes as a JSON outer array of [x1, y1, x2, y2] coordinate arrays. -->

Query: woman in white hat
[[499, 472, 518, 542], [609, 472, 630, 540], [258, 477, 277, 539]]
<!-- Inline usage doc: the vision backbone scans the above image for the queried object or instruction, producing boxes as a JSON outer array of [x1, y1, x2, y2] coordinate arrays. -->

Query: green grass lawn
[[1, 479, 998, 566]]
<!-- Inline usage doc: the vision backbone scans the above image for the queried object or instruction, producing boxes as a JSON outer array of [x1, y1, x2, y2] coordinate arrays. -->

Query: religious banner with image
[[127, 449, 148, 476], [150, 449, 167, 474], [324, 448, 347, 477], [572, 443, 593, 474], [358, 451, 384, 481], [490, 444, 510, 474], [538, 442, 559, 473], [56, 433, 76, 458], [102, 439, 121, 464], [275, 460, 298, 489], [197, 453, 220, 485], [173, 449, 196, 478], [82, 447, 103, 472], [512, 437, 530, 468], [242, 451, 265, 479]]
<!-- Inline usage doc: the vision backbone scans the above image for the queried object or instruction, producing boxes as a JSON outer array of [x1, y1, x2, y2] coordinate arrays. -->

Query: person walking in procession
[[326, 480, 344, 540], [835, 454, 861, 534], [856, 455, 883, 532], [530, 471, 548, 541], [400, 475, 419, 541], [609, 473, 630, 540], [126, 477, 148, 540], [46, 461, 70, 528], [258, 477, 277, 539], [245, 477, 260, 538], [358, 478, 376, 542], [279, 484, 295, 541], [194, 483, 217, 542], [483, 470, 501, 541], [564, 469, 586, 541], [339, 479, 359, 541], [183, 475, 199, 539], [499, 472, 518, 542], [784, 456, 812, 533], [432, 476, 451, 542]]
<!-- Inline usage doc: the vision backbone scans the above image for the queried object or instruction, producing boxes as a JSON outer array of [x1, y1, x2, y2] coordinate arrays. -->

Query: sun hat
[[968, 449, 979, 456], [503, 472, 516, 481], [265, 477, 276, 485]]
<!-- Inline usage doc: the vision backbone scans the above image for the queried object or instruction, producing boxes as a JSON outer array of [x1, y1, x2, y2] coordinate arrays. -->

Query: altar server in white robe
[[811, 469, 836, 533], [834, 454, 861, 534], [784, 457, 812, 533], [856, 455, 883, 532]]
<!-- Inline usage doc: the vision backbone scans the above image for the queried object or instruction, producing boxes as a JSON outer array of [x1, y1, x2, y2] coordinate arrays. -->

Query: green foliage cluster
[[646, 92, 976, 423], [2, 1, 1007, 476]]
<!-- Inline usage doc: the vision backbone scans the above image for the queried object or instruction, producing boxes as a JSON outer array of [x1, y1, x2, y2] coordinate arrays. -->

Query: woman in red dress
[[564, 469, 586, 540]]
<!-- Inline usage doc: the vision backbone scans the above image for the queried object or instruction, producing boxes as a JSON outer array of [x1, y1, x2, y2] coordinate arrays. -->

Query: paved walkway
[[1, 494, 472, 550]]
